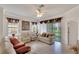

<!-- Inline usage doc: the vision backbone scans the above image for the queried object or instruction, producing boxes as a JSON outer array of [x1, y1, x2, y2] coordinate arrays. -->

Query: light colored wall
[[3, 10, 8, 37], [0, 7, 3, 42], [61, 5, 79, 47], [0, 7, 6, 53]]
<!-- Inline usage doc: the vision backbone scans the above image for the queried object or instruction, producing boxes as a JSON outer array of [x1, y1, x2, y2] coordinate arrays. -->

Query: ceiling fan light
[[35, 9, 40, 14], [37, 13, 44, 17], [35, 4, 45, 17]]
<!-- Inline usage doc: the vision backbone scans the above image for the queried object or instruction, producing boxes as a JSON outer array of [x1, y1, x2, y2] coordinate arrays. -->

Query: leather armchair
[[10, 37, 31, 54]]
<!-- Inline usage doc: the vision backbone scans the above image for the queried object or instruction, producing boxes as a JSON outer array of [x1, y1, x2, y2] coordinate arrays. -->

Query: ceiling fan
[[35, 4, 45, 17]]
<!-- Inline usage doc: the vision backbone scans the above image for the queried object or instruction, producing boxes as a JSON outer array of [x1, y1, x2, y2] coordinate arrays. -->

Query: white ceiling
[[0, 4, 78, 21]]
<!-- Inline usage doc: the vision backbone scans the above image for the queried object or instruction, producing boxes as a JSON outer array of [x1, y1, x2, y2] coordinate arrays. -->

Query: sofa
[[38, 32, 55, 45], [21, 32, 37, 43], [21, 32, 32, 43]]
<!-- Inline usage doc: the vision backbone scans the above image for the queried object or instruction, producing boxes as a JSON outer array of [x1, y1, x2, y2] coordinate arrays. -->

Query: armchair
[[10, 37, 31, 54]]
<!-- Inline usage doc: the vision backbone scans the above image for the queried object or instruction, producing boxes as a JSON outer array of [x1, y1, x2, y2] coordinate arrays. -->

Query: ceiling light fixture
[[35, 4, 44, 17]]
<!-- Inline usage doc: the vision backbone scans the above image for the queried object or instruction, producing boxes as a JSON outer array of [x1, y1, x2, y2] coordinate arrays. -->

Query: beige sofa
[[21, 32, 37, 43], [38, 32, 55, 45], [21, 32, 32, 43]]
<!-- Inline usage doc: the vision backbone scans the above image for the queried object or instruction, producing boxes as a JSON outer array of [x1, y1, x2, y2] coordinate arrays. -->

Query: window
[[8, 23, 19, 36], [7, 17, 19, 36]]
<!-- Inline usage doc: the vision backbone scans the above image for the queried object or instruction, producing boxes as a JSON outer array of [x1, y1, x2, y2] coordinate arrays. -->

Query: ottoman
[[15, 46, 31, 54]]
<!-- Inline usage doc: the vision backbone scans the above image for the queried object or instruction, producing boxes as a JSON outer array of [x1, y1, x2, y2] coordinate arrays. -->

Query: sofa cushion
[[46, 34, 49, 37], [42, 33, 46, 37], [10, 38, 20, 45]]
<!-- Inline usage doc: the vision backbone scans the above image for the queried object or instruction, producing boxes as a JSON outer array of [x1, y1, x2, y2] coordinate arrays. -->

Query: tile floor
[[26, 40, 75, 54]]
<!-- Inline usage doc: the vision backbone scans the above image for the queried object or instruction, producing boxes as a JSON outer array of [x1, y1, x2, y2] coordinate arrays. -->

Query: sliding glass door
[[53, 22, 61, 42]]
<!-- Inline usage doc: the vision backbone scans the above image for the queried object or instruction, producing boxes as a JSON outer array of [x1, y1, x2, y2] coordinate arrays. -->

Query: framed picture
[[22, 21, 30, 30]]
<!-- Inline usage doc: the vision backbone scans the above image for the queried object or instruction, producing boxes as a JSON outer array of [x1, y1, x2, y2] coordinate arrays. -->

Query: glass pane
[[8, 23, 19, 36], [53, 22, 61, 42]]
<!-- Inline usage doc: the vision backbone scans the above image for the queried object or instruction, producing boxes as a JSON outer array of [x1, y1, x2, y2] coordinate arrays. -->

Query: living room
[[0, 4, 79, 54]]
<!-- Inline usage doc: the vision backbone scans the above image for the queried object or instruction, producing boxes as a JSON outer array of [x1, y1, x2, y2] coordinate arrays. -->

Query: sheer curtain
[[37, 22, 47, 34], [31, 24, 38, 33]]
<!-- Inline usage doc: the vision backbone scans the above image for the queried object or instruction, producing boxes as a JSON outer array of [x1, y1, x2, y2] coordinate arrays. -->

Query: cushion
[[15, 46, 31, 54], [43, 33, 46, 37], [47, 35, 49, 38], [42, 33, 46, 37], [14, 42, 25, 49], [10, 38, 20, 45]]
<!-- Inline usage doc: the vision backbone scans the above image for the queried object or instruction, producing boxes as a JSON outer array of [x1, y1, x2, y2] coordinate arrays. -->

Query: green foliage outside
[[53, 27, 61, 42]]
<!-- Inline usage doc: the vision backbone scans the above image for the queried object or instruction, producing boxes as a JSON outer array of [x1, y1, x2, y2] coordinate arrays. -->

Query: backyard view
[[53, 22, 61, 42]]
